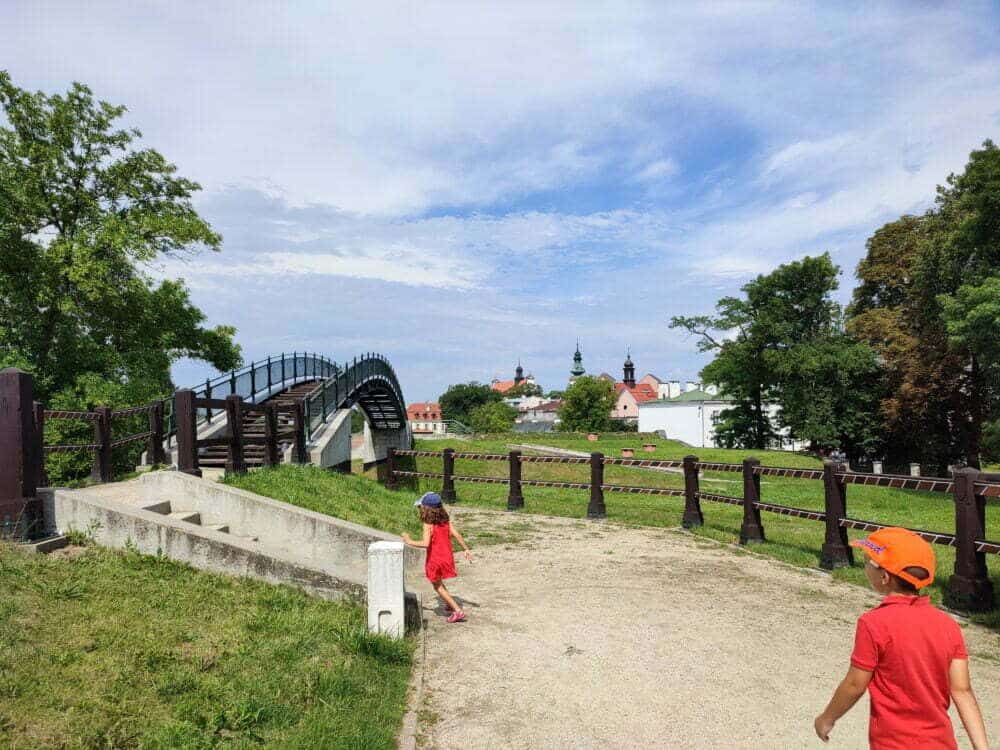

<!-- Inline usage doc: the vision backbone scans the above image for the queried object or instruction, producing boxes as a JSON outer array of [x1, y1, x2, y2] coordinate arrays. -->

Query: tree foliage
[[0, 72, 241, 405], [0, 73, 241, 481], [438, 382, 501, 424], [849, 140, 1000, 469], [467, 401, 518, 433], [672, 254, 879, 453], [504, 381, 543, 398], [557, 376, 616, 432]]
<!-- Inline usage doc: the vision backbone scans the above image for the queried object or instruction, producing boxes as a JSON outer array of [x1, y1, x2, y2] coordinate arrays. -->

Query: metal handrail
[[301, 352, 406, 436], [165, 352, 335, 443]]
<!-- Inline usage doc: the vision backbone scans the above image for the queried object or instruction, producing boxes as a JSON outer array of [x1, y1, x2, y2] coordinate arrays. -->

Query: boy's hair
[[419, 504, 450, 525], [890, 566, 931, 593]]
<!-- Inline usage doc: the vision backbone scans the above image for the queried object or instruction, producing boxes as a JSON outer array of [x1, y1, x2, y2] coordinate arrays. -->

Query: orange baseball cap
[[849, 527, 936, 589]]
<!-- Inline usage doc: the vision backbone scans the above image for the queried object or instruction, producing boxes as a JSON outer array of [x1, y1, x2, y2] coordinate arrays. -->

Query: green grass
[[403, 435, 1000, 629], [0, 542, 412, 749]]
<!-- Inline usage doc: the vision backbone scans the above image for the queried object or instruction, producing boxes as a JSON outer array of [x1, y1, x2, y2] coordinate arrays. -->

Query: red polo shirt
[[850, 595, 968, 749]]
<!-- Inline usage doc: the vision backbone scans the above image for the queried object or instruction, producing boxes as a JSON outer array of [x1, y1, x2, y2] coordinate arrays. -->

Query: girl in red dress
[[401, 492, 472, 623]]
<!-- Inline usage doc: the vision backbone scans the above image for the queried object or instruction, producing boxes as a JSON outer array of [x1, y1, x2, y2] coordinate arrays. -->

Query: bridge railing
[[164, 352, 335, 445], [384, 447, 1000, 613], [302, 353, 406, 436]]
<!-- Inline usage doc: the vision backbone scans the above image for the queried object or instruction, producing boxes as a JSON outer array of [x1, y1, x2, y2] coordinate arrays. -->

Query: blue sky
[[5, 2, 1000, 400]]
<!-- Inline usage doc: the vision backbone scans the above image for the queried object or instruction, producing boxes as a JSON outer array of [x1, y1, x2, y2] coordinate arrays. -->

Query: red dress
[[425, 523, 457, 583]]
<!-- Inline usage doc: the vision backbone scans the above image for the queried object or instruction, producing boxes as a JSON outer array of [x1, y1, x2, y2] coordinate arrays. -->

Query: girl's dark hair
[[419, 505, 450, 525]]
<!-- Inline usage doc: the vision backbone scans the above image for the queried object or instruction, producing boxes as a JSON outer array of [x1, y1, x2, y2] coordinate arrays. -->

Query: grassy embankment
[[391, 433, 1000, 627], [0, 542, 412, 749]]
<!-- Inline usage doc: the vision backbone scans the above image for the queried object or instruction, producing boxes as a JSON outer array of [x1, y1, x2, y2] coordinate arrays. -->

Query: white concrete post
[[368, 541, 406, 638], [909, 463, 921, 477], [872, 460, 883, 475]]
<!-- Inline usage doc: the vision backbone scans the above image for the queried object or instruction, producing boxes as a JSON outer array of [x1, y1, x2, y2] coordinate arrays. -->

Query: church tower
[[570, 340, 585, 382], [623, 348, 636, 388], [514, 359, 525, 386]]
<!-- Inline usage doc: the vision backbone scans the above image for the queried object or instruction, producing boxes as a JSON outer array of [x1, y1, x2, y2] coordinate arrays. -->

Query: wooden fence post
[[292, 402, 308, 464], [34, 401, 48, 489], [588, 452, 606, 518], [441, 448, 457, 503], [0, 369, 41, 539], [90, 406, 112, 483], [175, 389, 201, 477], [147, 401, 166, 466], [682, 454, 703, 528], [507, 450, 524, 511], [225, 394, 247, 476], [385, 447, 397, 489], [946, 467, 994, 612], [262, 403, 279, 467], [820, 461, 853, 569], [739, 457, 765, 544]]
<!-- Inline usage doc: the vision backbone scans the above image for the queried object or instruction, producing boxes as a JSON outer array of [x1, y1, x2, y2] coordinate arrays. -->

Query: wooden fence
[[173, 390, 308, 478], [385, 448, 1000, 612]]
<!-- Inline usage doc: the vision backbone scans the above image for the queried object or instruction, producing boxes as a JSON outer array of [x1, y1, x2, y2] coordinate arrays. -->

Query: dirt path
[[411, 508, 1000, 749]]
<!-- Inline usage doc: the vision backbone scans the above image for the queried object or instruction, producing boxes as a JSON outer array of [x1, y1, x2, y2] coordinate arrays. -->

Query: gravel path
[[412, 507, 1000, 749]]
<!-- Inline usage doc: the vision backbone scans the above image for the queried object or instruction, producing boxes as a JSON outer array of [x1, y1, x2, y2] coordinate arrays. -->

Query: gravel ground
[[413, 507, 1000, 749]]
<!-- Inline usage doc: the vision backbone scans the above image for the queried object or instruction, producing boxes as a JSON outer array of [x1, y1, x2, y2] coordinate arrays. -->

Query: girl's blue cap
[[414, 492, 442, 507]]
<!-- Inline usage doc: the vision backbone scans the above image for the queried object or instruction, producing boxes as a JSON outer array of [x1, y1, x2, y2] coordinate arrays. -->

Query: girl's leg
[[432, 581, 462, 613]]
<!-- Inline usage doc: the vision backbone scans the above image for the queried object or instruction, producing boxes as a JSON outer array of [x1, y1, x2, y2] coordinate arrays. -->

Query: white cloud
[[631, 158, 679, 183]]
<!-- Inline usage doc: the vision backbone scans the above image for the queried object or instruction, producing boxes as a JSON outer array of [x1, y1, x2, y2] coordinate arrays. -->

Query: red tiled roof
[[407, 402, 442, 420], [524, 400, 562, 413], [490, 380, 516, 393], [614, 383, 658, 403]]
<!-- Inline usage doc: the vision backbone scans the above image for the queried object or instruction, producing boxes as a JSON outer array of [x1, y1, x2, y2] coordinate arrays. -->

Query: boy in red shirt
[[814, 527, 989, 749]]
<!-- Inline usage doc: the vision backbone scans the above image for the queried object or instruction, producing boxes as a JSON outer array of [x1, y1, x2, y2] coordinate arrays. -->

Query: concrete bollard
[[368, 541, 406, 639], [872, 460, 883, 475], [909, 463, 921, 477]]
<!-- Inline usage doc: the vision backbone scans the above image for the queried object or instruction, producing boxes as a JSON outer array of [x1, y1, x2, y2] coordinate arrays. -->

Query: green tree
[[438, 382, 501, 424], [0, 73, 240, 481], [557, 376, 616, 432], [545, 389, 565, 400], [0, 72, 240, 403], [467, 401, 518, 433], [505, 381, 543, 397], [849, 141, 1000, 469], [674, 254, 880, 453]]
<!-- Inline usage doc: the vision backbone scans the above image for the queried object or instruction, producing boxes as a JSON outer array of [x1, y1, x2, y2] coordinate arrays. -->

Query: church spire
[[515, 358, 525, 385], [570, 340, 585, 379], [623, 347, 636, 388]]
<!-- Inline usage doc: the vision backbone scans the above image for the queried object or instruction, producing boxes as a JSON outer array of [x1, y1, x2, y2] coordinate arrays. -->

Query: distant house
[[407, 402, 445, 435], [638, 389, 806, 451], [612, 382, 658, 421], [519, 399, 562, 423]]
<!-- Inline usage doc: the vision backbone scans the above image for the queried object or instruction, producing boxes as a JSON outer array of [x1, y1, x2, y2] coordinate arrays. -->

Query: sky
[[4, 2, 1000, 401]]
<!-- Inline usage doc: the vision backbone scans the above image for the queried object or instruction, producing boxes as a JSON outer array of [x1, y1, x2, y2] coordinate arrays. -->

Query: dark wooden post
[[90, 406, 113, 483], [175, 389, 201, 477], [385, 447, 398, 489], [34, 401, 48, 489], [0, 369, 40, 539], [739, 457, 765, 544], [587, 452, 606, 518], [262, 403, 279, 467], [291, 401, 308, 464], [682, 455, 703, 528], [507, 450, 524, 511], [147, 401, 166, 466], [441, 448, 457, 503], [204, 379, 213, 422], [225, 394, 247, 476], [946, 467, 994, 611], [820, 461, 853, 568]]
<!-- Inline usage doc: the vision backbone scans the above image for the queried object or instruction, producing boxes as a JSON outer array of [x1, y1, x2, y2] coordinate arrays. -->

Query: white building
[[638, 388, 806, 451], [406, 402, 446, 435]]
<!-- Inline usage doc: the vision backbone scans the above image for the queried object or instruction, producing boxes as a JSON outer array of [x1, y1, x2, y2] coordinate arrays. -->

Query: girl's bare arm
[[450, 522, 472, 560], [401, 523, 433, 549], [950, 659, 988, 750]]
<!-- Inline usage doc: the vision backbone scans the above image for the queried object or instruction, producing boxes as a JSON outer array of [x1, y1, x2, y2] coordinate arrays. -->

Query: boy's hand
[[814, 713, 834, 742]]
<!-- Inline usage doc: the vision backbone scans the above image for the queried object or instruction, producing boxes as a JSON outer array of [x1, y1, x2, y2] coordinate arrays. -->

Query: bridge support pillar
[[301, 408, 353, 471], [360, 419, 412, 473]]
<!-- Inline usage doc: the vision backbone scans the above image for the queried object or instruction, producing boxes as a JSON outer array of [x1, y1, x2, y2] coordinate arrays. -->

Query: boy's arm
[[401, 523, 433, 549], [814, 666, 873, 741], [449, 522, 472, 560], [949, 658, 988, 750]]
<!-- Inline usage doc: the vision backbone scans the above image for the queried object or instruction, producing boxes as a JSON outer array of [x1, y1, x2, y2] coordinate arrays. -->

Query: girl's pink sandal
[[446, 610, 466, 623]]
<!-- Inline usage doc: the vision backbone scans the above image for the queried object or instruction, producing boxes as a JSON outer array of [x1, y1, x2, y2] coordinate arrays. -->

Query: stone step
[[21, 534, 69, 554], [169, 510, 201, 525], [205, 523, 230, 534], [138, 500, 171, 515]]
